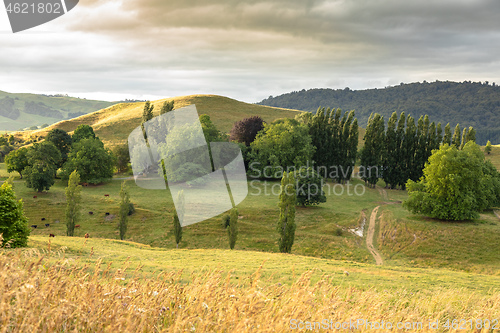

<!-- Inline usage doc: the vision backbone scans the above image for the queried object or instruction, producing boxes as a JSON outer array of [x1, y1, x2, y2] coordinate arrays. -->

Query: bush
[[128, 203, 135, 216], [222, 214, 230, 228], [0, 182, 30, 248], [403, 142, 500, 220], [294, 167, 327, 207], [229, 116, 265, 146]]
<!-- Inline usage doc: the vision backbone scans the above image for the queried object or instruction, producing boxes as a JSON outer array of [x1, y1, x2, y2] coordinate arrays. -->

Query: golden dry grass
[[1, 245, 499, 332], [13, 95, 303, 148]]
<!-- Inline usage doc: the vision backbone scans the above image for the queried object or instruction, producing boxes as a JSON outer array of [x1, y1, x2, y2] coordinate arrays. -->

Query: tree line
[[360, 111, 477, 189], [258, 80, 500, 145]]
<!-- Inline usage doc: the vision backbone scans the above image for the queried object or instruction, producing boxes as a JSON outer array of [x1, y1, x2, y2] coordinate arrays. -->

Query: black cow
[[31, 225, 37, 229], [45, 223, 50, 228], [41, 218, 46, 221]]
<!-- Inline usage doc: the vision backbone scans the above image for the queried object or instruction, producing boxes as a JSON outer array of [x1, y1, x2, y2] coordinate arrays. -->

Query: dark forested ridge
[[258, 81, 500, 144]]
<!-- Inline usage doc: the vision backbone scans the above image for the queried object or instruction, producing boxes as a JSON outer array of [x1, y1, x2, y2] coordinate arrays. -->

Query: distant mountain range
[[0, 90, 114, 131], [258, 81, 500, 145]]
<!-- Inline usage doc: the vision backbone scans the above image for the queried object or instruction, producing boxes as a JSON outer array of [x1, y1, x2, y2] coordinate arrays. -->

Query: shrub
[[0, 182, 30, 248]]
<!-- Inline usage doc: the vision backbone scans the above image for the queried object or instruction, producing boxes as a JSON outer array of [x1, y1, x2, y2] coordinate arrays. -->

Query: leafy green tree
[[46, 128, 72, 168], [160, 100, 174, 115], [460, 127, 469, 150], [200, 114, 227, 143], [485, 140, 493, 154], [277, 172, 296, 253], [72, 124, 96, 144], [113, 144, 130, 174], [295, 167, 326, 206], [395, 112, 406, 188], [24, 142, 61, 192], [360, 113, 384, 187], [228, 208, 238, 250], [443, 123, 452, 146], [142, 101, 154, 123], [383, 112, 398, 188], [405, 115, 417, 184], [403, 142, 500, 220], [229, 116, 265, 146], [250, 119, 315, 178], [61, 138, 115, 184], [466, 126, 476, 143], [0, 182, 30, 248], [118, 181, 130, 240], [5, 148, 28, 179], [452, 124, 461, 148], [65, 170, 82, 236], [173, 190, 184, 248]]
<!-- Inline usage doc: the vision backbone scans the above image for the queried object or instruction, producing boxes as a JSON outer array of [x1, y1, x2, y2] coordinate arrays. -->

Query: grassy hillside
[[3, 168, 499, 275], [0, 90, 114, 131], [14, 95, 304, 147], [259, 81, 500, 145]]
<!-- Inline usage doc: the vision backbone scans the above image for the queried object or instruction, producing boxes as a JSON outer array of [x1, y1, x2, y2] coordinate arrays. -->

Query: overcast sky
[[1, 0, 500, 102]]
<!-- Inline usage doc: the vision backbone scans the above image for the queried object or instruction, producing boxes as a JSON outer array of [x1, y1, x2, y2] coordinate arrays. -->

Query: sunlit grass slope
[[14, 95, 304, 147], [2, 245, 499, 332]]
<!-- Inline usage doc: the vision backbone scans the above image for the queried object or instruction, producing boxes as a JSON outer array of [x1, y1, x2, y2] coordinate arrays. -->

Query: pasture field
[[2, 163, 500, 275]]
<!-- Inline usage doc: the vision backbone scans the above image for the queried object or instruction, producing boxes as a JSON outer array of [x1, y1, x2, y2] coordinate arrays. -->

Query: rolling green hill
[[14, 95, 304, 147], [259, 80, 500, 145], [0, 90, 114, 131]]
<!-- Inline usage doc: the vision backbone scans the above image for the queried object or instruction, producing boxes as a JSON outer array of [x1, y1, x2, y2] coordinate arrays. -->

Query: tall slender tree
[[65, 170, 82, 237], [383, 112, 398, 188], [277, 172, 296, 253], [118, 181, 130, 240], [443, 123, 452, 146], [452, 124, 461, 148], [228, 208, 238, 250], [460, 127, 469, 150]]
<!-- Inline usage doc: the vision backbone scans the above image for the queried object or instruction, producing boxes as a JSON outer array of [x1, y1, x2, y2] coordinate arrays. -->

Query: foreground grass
[[1, 242, 500, 332]]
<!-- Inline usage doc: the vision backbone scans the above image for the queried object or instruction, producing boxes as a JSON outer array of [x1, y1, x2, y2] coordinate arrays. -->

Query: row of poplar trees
[[309, 107, 358, 183], [361, 111, 476, 189]]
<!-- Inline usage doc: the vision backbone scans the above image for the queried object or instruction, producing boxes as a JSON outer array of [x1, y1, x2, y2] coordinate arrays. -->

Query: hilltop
[[258, 80, 500, 145], [14, 95, 303, 147], [0, 90, 114, 131]]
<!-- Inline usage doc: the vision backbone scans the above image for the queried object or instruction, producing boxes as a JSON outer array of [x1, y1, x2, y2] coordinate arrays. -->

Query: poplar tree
[[485, 140, 492, 154], [160, 100, 174, 115], [395, 112, 406, 188], [443, 123, 452, 146], [173, 190, 184, 248], [118, 181, 130, 240], [142, 101, 154, 124], [228, 208, 238, 250], [277, 172, 296, 253], [383, 112, 398, 188], [452, 124, 461, 148], [460, 127, 469, 150], [65, 170, 82, 237]]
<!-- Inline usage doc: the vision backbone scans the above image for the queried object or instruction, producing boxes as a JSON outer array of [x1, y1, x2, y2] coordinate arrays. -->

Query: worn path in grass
[[495, 210, 500, 221], [366, 206, 383, 265]]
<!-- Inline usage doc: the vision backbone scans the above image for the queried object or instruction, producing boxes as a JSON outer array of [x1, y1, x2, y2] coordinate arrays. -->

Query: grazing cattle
[[49, 234, 55, 237], [31, 225, 37, 229], [33, 195, 37, 199], [45, 223, 50, 228], [41, 218, 46, 221], [105, 212, 110, 216], [89, 211, 94, 215], [104, 194, 110, 197], [82, 182, 89, 186], [75, 225, 81, 228], [84, 233, 90, 238]]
